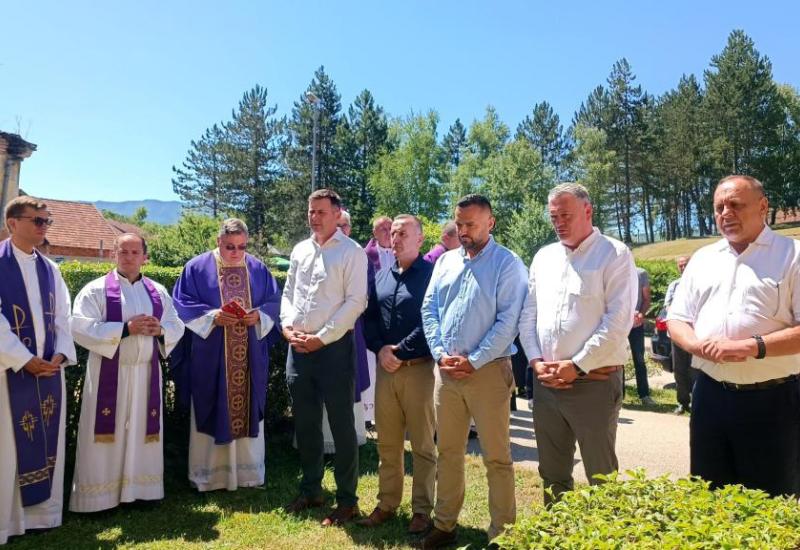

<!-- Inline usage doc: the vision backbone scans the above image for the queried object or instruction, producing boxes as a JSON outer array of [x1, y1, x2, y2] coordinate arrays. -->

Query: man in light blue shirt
[[418, 194, 528, 548]]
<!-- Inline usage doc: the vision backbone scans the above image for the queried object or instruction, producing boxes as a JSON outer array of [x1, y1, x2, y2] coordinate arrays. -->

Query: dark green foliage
[[496, 471, 800, 549], [635, 259, 679, 316]]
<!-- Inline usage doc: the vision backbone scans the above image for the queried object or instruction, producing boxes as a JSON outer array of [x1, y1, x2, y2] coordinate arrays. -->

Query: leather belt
[[399, 356, 433, 367], [718, 374, 799, 392]]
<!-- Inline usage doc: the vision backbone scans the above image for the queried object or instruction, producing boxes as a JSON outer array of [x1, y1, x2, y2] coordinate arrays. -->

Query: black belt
[[716, 374, 799, 392]]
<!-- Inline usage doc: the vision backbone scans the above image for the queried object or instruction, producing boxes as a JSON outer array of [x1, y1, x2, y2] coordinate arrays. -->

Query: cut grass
[[8, 433, 544, 549], [632, 224, 800, 261]]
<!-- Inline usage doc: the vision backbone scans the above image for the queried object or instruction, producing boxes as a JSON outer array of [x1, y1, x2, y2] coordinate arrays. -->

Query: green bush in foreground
[[496, 471, 800, 549]]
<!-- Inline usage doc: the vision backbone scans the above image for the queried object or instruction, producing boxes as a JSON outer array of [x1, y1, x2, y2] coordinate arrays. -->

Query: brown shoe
[[415, 526, 457, 548], [356, 506, 395, 527], [408, 512, 432, 534], [321, 504, 360, 527], [284, 494, 325, 514]]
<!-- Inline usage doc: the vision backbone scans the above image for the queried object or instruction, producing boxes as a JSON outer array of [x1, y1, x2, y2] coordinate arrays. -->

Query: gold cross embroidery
[[20, 411, 37, 441], [150, 409, 157, 417], [101, 408, 112, 417], [40, 394, 56, 427]]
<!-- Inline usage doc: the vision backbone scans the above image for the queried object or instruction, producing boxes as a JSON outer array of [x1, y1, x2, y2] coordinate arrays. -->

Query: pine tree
[[442, 119, 467, 168], [172, 124, 232, 218], [516, 101, 567, 179]]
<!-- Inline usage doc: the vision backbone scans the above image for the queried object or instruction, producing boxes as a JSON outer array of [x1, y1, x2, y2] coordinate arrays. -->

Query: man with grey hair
[[172, 218, 282, 492], [423, 221, 459, 264], [668, 175, 800, 497], [519, 182, 637, 504]]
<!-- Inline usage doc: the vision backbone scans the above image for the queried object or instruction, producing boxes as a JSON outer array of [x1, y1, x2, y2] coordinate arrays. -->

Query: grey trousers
[[532, 369, 623, 505], [671, 343, 696, 408]]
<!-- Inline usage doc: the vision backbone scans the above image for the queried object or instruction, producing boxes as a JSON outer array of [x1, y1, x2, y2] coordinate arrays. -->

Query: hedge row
[[636, 259, 680, 317], [496, 471, 800, 549], [58, 261, 291, 473]]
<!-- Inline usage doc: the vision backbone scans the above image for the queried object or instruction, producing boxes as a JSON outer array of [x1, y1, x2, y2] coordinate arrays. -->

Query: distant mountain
[[94, 200, 183, 225]]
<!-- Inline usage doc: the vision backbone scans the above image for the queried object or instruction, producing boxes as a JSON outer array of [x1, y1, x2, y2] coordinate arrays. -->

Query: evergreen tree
[[442, 119, 467, 168], [225, 85, 287, 237], [172, 124, 232, 218], [516, 101, 567, 179]]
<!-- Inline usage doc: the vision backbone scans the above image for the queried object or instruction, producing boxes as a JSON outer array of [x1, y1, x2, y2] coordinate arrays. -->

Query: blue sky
[[2, 0, 798, 203]]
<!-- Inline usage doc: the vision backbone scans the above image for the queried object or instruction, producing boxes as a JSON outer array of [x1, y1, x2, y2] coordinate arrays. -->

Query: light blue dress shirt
[[422, 236, 528, 369]]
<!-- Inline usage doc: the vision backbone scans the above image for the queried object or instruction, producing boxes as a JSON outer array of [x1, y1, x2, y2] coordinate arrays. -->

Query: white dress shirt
[[518, 228, 637, 372], [280, 229, 368, 345], [377, 244, 394, 272], [667, 225, 800, 384]]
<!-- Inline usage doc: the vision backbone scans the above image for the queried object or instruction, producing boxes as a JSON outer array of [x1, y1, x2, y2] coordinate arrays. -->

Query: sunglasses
[[224, 244, 247, 251], [14, 216, 54, 227]]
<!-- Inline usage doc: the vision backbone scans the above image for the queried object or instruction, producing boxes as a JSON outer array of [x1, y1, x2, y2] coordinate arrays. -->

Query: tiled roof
[[41, 198, 118, 252], [107, 219, 144, 236]]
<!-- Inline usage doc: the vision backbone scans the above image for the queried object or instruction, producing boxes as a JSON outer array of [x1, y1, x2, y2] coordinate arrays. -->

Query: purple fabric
[[95, 271, 163, 442], [423, 243, 447, 264], [364, 238, 381, 273], [352, 262, 375, 401], [0, 239, 60, 507], [172, 252, 280, 444]]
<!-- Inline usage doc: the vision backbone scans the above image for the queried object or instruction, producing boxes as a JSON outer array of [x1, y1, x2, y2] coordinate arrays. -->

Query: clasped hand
[[693, 338, 754, 363], [23, 353, 65, 377], [534, 359, 619, 390], [213, 309, 260, 328], [282, 327, 324, 354], [128, 314, 162, 336], [439, 354, 475, 380]]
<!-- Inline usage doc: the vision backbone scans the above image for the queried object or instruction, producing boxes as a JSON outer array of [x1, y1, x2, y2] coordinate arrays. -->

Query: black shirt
[[364, 254, 434, 360]]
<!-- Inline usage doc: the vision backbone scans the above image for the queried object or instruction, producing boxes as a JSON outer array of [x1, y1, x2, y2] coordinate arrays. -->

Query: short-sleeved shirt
[[635, 267, 650, 313], [667, 225, 800, 384]]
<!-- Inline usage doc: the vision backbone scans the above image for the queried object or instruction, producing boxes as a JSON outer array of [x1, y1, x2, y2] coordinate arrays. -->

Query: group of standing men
[[2, 173, 800, 547]]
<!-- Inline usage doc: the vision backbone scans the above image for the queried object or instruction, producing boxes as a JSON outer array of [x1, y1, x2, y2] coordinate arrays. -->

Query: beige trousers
[[433, 357, 515, 540], [375, 360, 437, 514]]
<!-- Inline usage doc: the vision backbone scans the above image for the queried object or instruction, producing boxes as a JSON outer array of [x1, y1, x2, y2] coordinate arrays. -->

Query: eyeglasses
[[337, 224, 351, 229], [224, 244, 247, 251], [13, 216, 53, 227]]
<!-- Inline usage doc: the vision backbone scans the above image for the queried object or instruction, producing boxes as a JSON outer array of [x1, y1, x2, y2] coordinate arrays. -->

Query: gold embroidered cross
[[150, 409, 157, 417], [20, 411, 37, 441], [40, 394, 56, 427], [102, 408, 112, 416]]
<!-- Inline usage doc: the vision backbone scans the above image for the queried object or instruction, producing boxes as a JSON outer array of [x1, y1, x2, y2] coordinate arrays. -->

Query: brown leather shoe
[[356, 506, 395, 527], [321, 504, 360, 527], [284, 494, 325, 514], [415, 526, 457, 548], [408, 512, 432, 534]]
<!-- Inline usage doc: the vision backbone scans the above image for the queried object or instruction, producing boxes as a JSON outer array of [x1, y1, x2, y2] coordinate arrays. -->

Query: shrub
[[497, 471, 800, 549], [636, 259, 679, 317]]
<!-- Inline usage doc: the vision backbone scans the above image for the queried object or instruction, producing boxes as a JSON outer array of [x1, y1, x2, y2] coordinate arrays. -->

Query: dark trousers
[[691, 371, 800, 498], [671, 342, 696, 408], [628, 325, 650, 398], [287, 332, 359, 506]]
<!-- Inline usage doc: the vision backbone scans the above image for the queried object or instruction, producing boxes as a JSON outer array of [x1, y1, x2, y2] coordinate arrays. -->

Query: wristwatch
[[573, 361, 587, 377], [752, 335, 766, 360]]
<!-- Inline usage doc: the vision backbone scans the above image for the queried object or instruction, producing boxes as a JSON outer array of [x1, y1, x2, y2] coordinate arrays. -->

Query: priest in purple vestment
[[172, 218, 281, 492], [423, 220, 459, 264]]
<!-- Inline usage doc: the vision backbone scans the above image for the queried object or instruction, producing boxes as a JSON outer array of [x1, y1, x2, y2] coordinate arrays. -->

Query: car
[[649, 308, 672, 372]]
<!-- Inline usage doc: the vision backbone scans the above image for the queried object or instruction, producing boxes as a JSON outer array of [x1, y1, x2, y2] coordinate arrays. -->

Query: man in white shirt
[[69, 234, 184, 512], [281, 188, 368, 526], [519, 183, 637, 504], [667, 175, 800, 497], [0, 196, 76, 544]]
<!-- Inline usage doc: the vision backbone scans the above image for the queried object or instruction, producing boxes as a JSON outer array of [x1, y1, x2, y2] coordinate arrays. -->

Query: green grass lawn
[[9, 432, 544, 549]]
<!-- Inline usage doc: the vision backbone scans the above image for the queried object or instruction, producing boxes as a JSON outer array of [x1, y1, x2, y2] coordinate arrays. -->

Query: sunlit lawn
[[8, 430, 544, 550]]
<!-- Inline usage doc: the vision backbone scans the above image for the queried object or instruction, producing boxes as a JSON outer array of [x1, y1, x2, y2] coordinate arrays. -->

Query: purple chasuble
[[423, 243, 447, 264], [352, 261, 375, 401], [94, 271, 163, 443], [171, 251, 280, 444], [0, 239, 61, 507]]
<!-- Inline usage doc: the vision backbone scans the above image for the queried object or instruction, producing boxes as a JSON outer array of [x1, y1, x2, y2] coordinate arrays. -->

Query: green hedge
[[59, 261, 291, 474], [636, 259, 679, 317], [497, 471, 800, 549]]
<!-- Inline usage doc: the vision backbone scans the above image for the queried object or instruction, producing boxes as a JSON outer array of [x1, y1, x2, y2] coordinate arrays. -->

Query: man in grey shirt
[[628, 266, 654, 405]]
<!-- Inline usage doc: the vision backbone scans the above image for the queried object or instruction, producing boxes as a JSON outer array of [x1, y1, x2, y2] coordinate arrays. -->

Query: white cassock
[[184, 305, 274, 492], [0, 245, 75, 545], [68, 271, 184, 512]]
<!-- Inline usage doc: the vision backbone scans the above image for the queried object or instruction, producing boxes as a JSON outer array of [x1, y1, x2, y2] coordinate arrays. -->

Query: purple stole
[[94, 271, 163, 443], [218, 260, 251, 440], [0, 239, 60, 507]]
